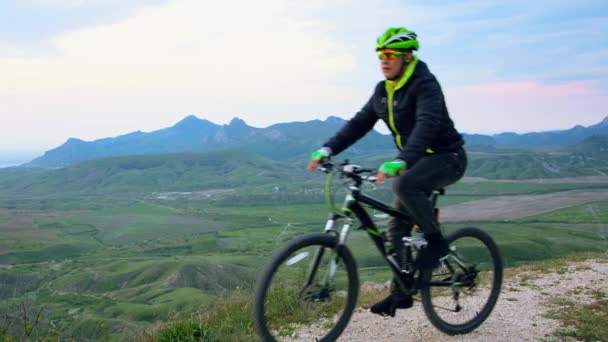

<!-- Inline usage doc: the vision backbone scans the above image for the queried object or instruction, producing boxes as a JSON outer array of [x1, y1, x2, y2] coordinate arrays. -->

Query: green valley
[[1, 141, 608, 340]]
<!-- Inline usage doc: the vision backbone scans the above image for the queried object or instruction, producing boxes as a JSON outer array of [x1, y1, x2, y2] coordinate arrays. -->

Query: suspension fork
[[303, 214, 353, 288]]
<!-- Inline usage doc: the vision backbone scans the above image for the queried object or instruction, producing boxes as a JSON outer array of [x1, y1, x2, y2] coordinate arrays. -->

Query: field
[[1, 176, 607, 340]]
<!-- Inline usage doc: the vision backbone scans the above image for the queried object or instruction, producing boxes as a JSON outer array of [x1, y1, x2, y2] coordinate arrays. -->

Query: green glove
[[379, 159, 406, 176], [311, 147, 331, 162]]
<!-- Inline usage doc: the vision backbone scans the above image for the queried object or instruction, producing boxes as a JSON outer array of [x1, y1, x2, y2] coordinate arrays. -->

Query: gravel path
[[287, 259, 608, 341], [460, 176, 608, 184]]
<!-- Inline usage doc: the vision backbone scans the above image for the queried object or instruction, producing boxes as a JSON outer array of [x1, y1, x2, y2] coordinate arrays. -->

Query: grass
[[501, 251, 608, 289], [502, 252, 608, 342], [155, 320, 215, 342], [144, 253, 608, 342], [0, 146, 606, 341], [139, 290, 257, 342], [144, 247, 608, 342], [546, 292, 608, 341], [357, 283, 391, 308], [1, 190, 608, 341], [149, 284, 354, 341]]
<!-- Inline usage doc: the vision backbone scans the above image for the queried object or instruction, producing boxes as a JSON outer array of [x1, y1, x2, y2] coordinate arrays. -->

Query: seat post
[[430, 188, 445, 208]]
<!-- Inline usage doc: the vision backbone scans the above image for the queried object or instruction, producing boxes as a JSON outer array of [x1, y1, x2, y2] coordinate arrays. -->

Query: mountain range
[[26, 115, 608, 168], [2, 135, 607, 204]]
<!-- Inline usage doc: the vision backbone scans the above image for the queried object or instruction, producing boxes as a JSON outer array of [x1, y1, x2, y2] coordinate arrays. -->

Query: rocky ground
[[287, 259, 608, 341]]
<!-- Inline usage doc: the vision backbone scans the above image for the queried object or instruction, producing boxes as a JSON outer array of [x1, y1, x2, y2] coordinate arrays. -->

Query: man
[[308, 27, 467, 317]]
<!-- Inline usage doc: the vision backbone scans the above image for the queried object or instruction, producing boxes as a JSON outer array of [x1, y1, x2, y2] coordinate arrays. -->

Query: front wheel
[[420, 227, 503, 335], [254, 233, 359, 341]]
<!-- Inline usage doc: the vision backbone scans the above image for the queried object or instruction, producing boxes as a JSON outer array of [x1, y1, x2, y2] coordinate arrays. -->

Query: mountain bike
[[254, 160, 503, 341]]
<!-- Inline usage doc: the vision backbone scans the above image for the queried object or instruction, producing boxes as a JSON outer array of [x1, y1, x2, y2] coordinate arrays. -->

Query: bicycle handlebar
[[319, 159, 377, 184]]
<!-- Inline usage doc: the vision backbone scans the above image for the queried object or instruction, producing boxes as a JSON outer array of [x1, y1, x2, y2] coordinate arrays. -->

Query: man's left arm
[[397, 78, 444, 166]]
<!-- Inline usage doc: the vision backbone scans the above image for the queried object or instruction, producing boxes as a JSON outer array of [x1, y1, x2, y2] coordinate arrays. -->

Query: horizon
[[1, 0, 607, 153], [1, 113, 606, 166]]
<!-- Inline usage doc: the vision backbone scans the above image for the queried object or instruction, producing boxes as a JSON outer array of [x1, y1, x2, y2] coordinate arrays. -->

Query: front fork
[[304, 216, 353, 289], [312, 213, 414, 295]]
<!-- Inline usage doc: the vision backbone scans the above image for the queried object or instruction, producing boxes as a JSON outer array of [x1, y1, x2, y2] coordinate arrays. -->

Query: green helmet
[[376, 27, 419, 51]]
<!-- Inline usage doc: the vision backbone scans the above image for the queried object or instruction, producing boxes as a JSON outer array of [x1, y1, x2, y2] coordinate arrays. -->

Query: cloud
[[457, 80, 598, 97], [447, 80, 607, 133], [0, 0, 170, 46], [9, 0, 356, 89], [0, 0, 362, 148], [0, 0, 607, 150]]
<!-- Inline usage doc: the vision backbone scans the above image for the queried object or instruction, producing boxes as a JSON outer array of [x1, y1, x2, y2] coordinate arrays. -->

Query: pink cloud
[[451, 80, 598, 98], [445, 80, 607, 133]]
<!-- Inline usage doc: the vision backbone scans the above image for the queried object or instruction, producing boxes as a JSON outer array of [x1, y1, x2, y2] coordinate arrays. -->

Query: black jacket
[[324, 59, 464, 166]]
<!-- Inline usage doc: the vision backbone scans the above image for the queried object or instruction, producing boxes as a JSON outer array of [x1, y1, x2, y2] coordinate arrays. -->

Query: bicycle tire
[[254, 233, 359, 341], [420, 227, 503, 335]]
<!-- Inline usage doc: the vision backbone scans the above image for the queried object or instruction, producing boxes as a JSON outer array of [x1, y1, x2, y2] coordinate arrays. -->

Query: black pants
[[387, 148, 467, 251]]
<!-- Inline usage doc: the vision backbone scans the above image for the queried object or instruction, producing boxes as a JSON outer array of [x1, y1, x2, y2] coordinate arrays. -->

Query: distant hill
[[562, 134, 608, 159], [466, 151, 608, 179], [24, 115, 608, 168], [26, 116, 392, 168], [461, 133, 608, 179], [1, 150, 314, 197], [463, 116, 608, 149], [494, 117, 608, 148], [2, 139, 608, 202]]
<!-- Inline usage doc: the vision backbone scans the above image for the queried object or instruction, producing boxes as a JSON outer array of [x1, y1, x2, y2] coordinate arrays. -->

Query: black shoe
[[415, 232, 450, 270], [370, 293, 413, 317]]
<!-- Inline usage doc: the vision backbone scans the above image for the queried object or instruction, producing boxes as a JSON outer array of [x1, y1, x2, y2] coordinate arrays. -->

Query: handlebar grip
[[354, 168, 376, 174]]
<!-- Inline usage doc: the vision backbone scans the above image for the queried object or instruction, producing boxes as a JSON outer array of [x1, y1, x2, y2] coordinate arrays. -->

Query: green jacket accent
[[385, 56, 419, 150]]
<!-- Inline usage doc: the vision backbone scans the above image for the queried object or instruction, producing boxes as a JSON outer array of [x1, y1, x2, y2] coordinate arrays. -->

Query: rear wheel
[[420, 227, 503, 335], [254, 233, 359, 341]]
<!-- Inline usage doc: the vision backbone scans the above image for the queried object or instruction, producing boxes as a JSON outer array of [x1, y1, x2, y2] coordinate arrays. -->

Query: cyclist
[[308, 27, 467, 317]]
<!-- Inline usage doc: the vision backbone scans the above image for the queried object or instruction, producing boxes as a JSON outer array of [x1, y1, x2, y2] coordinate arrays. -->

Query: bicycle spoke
[[421, 228, 502, 334], [257, 236, 357, 341]]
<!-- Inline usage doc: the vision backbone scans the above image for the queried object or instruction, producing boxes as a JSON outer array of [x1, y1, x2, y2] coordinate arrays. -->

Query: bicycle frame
[[344, 184, 416, 292], [309, 166, 452, 294], [255, 162, 503, 340]]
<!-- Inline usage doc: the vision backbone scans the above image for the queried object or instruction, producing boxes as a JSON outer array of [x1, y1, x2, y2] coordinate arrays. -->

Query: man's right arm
[[322, 97, 378, 156]]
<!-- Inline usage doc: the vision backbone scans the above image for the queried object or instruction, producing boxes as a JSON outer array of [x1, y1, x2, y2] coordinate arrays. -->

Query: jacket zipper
[[386, 56, 418, 151]]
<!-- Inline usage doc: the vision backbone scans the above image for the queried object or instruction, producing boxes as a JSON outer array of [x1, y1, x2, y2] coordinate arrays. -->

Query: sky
[[1, 0, 607, 156]]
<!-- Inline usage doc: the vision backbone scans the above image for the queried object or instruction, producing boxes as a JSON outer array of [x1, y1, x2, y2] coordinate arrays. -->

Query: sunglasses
[[377, 49, 405, 60]]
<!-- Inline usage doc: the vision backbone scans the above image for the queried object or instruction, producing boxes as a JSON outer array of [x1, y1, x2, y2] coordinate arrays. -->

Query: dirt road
[[440, 189, 608, 222]]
